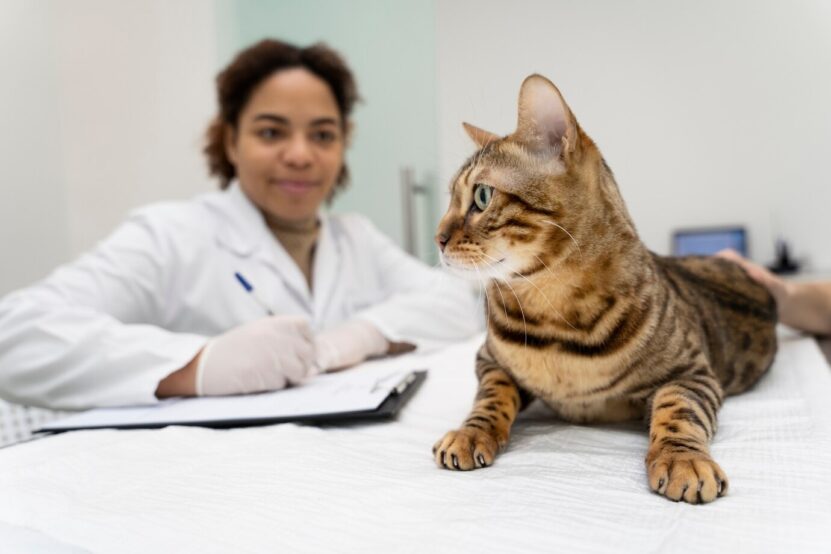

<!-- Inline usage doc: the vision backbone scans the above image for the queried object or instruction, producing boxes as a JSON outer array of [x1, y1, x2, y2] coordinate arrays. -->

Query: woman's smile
[[270, 178, 319, 195]]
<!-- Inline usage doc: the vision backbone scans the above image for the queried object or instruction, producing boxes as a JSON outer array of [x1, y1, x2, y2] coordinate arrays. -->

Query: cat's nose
[[436, 232, 450, 252]]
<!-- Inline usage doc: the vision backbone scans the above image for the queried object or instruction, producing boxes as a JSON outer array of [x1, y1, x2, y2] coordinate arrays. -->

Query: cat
[[433, 74, 777, 504]]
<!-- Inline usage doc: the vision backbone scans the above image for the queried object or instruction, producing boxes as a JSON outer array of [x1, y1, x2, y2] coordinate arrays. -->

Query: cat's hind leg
[[433, 345, 523, 470], [645, 373, 728, 503]]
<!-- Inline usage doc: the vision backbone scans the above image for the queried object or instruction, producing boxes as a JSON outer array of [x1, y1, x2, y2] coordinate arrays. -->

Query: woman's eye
[[472, 184, 493, 211], [311, 129, 337, 144], [256, 128, 283, 140]]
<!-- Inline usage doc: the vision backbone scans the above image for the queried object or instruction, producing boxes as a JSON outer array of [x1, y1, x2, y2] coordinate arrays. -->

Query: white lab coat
[[0, 183, 480, 410]]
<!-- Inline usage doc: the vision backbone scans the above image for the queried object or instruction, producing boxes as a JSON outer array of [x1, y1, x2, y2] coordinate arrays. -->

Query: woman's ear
[[223, 123, 239, 167]]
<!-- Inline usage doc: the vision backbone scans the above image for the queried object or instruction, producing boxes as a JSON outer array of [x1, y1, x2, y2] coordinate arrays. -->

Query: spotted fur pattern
[[432, 75, 777, 504]]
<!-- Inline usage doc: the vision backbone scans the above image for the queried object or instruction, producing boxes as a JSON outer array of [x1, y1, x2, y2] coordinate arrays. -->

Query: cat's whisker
[[471, 133, 497, 176], [431, 258, 457, 291], [435, 258, 456, 280], [472, 262, 491, 331], [516, 271, 578, 332], [497, 278, 529, 350], [473, 134, 488, 170], [531, 253, 557, 280], [482, 251, 578, 332], [487, 271, 510, 320], [531, 253, 579, 299], [541, 219, 583, 263]]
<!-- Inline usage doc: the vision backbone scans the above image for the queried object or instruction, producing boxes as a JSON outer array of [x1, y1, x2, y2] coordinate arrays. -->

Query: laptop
[[671, 226, 747, 257]]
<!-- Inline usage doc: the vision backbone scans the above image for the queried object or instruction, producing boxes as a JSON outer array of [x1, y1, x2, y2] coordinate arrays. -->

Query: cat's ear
[[462, 122, 501, 149], [515, 74, 578, 157]]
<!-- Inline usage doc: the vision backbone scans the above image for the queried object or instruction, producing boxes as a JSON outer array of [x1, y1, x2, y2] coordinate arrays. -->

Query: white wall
[[0, 0, 219, 296], [0, 1, 68, 295], [4, 0, 831, 299], [436, 0, 831, 271]]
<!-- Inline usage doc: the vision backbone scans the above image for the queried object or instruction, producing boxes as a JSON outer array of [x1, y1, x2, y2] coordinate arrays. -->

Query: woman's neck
[[264, 212, 320, 290], [264, 212, 318, 234]]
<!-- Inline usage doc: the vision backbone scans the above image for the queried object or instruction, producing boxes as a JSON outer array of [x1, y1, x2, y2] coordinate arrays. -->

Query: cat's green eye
[[472, 184, 493, 211]]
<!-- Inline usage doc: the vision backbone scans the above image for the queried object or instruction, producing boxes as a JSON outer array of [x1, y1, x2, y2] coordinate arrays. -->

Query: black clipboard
[[38, 370, 427, 433]]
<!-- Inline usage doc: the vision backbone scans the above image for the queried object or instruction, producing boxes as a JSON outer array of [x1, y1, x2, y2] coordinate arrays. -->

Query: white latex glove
[[196, 315, 316, 396], [314, 319, 389, 373]]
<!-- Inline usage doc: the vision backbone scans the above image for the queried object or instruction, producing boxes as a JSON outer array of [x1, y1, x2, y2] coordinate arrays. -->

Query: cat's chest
[[490, 338, 644, 423]]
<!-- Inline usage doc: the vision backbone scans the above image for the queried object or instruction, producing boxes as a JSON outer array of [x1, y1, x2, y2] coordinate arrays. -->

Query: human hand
[[196, 315, 316, 396], [716, 250, 831, 336], [715, 249, 790, 303], [314, 319, 391, 373]]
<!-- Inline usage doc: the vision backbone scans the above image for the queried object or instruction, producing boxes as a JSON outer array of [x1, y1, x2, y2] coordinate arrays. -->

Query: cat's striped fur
[[433, 75, 777, 504]]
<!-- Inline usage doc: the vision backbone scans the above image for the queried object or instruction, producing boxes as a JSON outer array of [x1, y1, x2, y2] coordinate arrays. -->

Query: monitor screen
[[672, 227, 747, 257]]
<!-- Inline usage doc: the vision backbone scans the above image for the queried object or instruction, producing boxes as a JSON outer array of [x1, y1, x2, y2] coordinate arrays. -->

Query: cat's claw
[[433, 428, 500, 471]]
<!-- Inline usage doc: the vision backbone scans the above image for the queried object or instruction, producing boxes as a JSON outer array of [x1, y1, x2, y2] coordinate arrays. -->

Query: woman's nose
[[283, 136, 313, 168]]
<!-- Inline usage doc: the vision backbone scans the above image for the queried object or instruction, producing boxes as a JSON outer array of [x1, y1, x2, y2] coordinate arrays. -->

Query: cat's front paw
[[432, 428, 501, 471], [647, 451, 728, 504]]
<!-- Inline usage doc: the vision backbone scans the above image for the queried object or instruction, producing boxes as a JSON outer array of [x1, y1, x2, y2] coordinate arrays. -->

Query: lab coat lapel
[[255, 233, 313, 311], [215, 182, 313, 311], [312, 212, 341, 323]]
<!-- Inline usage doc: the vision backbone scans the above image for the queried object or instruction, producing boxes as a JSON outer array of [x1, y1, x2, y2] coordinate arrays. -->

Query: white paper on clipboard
[[40, 365, 419, 431]]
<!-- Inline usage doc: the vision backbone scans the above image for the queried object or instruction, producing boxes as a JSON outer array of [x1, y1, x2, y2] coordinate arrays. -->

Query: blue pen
[[234, 272, 274, 315]]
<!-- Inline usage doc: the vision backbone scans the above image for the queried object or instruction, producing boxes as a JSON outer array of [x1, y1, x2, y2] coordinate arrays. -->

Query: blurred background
[[2, 0, 831, 300]]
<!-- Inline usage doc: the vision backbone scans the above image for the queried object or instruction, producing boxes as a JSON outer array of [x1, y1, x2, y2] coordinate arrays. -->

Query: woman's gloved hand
[[315, 319, 401, 373], [196, 315, 316, 396]]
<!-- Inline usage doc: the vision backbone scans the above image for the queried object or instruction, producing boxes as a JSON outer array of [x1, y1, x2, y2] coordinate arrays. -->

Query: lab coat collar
[[212, 181, 267, 257], [211, 181, 340, 315]]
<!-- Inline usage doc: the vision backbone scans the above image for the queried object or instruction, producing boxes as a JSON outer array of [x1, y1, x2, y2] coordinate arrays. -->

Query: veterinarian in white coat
[[0, 40, 479, 410]]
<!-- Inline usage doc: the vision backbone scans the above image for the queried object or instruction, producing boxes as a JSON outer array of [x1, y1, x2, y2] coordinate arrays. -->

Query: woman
[[0, 39, 479, 410]]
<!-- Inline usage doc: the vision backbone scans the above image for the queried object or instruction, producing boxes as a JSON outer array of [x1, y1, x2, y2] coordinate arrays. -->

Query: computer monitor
[[671, 226, 747, 257]]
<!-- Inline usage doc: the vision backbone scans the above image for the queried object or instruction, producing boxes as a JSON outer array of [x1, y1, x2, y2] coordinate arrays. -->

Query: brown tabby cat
[[432, 74, 777, 504]]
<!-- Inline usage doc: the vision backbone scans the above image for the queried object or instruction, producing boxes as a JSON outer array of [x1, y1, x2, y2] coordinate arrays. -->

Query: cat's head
[[436, 74, 621, 283]]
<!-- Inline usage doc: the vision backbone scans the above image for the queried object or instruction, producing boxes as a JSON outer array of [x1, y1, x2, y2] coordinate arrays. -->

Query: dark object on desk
[[768, 239, 800, 275], [818, 338, 831, 366], [38, 371, 427, 433], [672, 226, 747, 257]]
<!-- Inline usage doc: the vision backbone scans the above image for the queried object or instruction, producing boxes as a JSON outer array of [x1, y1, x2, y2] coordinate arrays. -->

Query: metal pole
[[400, 166, 429, 257]]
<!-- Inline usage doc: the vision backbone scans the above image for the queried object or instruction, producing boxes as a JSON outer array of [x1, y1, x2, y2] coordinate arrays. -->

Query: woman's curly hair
[[204, 39, 359, 193]]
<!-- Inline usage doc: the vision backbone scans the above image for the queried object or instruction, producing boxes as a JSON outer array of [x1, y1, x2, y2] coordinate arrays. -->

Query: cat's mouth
[[442, 256, 505, 268], [440, 254, 508, 282]]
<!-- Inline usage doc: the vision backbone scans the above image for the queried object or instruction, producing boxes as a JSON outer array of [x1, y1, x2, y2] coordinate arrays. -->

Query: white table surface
[[1, 330, 830, 553]]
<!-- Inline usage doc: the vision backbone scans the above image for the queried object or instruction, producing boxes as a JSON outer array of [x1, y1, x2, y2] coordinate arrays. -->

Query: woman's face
[[226, 67, 346, 223]]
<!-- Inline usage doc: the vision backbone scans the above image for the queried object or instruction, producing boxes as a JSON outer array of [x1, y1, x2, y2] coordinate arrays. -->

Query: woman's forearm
[[155, 350, 200, 398]]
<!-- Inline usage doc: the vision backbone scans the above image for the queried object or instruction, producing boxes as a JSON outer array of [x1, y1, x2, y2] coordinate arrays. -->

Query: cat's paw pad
[[432, 428, 499, 471], [647, 452, 728, 504]]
